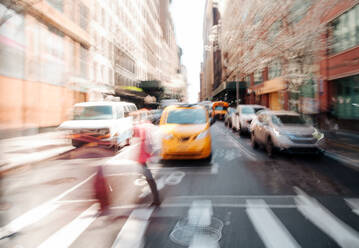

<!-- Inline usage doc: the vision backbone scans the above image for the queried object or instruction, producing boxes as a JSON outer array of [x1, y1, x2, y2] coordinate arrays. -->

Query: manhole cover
[[43, 177, 77, 185], [170, 217, 223, 246]]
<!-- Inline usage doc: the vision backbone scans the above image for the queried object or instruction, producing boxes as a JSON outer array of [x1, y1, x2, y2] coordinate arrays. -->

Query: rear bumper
[[279, 147, 323, 154], [70, 134, 115, 147]]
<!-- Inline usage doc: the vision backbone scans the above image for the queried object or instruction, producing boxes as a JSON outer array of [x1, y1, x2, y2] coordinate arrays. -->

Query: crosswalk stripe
[[345, 198, 359, 216], [2, 173, 96, 235], [37, 204, 98, 248], [295, 187, 359, 248], [246, 199, 300, 248], [111, 207, 155, 248]]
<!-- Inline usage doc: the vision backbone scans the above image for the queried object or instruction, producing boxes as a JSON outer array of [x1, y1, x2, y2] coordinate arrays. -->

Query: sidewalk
[[320, 129, 359, 171], [0, 131, 74, 174]]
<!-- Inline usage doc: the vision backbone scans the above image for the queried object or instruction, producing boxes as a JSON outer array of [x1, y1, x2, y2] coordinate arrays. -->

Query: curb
[[323, 151, 359, 172], [0, 146, 74, 176]]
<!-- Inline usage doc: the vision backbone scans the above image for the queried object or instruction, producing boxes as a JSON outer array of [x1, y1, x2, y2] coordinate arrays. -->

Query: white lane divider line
[[295, 187, 359, 248], [111, 207, 155, 248], [37, 204, 98, 248], [345, 198, 359, 216], [1, 173, 96, 235], [220, 127, 256, 161], [246, 199, 300, 248], [210, 162, 219, 174]]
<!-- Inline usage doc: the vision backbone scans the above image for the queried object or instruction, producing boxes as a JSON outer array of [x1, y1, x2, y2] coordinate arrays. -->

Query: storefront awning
[[254, 78, 287, 95]]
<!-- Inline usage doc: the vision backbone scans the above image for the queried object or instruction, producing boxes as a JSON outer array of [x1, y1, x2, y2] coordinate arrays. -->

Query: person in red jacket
[[94, 165, 110, 215], [134, 111, 160, 206]]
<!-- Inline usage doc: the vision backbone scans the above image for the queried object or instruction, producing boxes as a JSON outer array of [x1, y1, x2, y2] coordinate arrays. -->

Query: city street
[[1, 122, 359, 248]]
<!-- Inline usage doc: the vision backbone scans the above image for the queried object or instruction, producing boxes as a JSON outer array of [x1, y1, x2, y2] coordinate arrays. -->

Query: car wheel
[[112, 143, 120, 152], [266, 137, 274, 158], [72, 140, 83, 148], [238, 124, 244, 136], [251, 133, 258, 149]]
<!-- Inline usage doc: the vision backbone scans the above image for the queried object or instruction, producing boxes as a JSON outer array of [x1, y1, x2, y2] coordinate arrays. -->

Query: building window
[[46, 0, 63, 12], [268, 60, 282, 79], [80, 44, 88, 79], [289, 0, 312, 24], [254, 70, 263, 85], [78, 1, 89, 31], [330, 4, 359, 54]]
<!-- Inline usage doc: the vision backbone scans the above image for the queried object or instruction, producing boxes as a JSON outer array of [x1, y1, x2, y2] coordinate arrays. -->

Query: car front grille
[[288, 135, 317, 144]]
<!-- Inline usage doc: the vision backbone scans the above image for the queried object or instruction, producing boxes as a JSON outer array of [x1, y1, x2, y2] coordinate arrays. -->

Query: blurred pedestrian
[[93, 165, 111, 216], [134, 112, 160, 207]]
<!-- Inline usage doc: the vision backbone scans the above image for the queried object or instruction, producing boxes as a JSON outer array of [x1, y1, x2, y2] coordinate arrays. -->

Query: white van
[[59, 101, 137, 150]]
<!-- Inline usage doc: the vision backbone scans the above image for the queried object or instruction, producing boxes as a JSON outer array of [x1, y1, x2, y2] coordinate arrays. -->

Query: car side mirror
[[210, 118, 216, 126]]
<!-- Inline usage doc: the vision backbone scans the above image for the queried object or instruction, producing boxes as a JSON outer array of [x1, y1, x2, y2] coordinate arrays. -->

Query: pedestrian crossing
[[1, 193, 359, 248]]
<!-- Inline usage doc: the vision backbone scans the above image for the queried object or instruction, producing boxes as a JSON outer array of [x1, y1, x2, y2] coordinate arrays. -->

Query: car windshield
[[241, 107, 255, 114], [73, 106, 113, 120], [166, 108, 207, 124], [272, 115, 306, 125]]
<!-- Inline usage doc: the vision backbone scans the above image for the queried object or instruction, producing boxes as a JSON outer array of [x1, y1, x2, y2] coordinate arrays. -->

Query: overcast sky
[[170, 0, 206, 103]]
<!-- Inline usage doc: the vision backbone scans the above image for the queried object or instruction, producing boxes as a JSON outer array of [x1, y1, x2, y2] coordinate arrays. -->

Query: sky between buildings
[[170, 0, 206, 103]]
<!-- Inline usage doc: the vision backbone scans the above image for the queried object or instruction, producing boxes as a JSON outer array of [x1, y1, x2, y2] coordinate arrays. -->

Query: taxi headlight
[[312, 128, 324, 141], [196, 130, 209, 140]]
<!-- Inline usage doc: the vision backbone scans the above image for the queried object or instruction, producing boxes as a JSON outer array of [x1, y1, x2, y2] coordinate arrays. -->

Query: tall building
[[0, 0, 91, 132], [0, 0, 185, 133], [201, 0, 221, 101]]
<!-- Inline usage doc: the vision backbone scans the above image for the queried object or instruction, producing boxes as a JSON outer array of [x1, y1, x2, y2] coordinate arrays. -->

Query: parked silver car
[[250, 110, 324, 157], [232, 105, 267, 135]]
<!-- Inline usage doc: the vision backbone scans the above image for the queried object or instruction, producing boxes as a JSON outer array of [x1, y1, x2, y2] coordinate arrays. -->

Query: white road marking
[[188, 200, 213, 227], [210, 162, 219, 174], [37, 204, 98, 248], [165, 171, 186, 185], [246, 199, 300, 248], [228, 135, 257, 160], [187, 200, 221, 248], [1, 173, 96, 235], [110, 203, 297, 210], [295, 187, 359, 248], [111, 207, 155, 248], [345, 198, 359, 216]]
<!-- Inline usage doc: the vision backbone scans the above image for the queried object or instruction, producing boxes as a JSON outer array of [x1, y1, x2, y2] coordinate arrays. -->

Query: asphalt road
[[1, 122, 359, 248]]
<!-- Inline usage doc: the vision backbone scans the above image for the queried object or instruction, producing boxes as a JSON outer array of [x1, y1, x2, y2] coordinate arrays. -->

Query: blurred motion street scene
[[1, 0, 359, 247]]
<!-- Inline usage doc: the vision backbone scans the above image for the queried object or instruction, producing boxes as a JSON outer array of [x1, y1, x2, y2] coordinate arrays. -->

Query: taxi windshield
[[166, 108, 207, 124], [73, 106, 113, 120]]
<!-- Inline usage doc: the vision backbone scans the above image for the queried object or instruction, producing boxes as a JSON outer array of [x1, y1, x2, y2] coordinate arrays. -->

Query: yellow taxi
[[160, 104, 214, 160], [212, 101, 229, 120]]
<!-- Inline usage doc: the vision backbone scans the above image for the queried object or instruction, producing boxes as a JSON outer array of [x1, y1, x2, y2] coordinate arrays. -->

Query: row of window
[[330, 4, 359, 54]]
